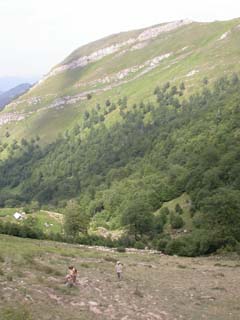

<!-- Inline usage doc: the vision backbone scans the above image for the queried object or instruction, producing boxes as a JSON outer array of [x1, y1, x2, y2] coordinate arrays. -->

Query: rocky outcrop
[[137, 19, 192, 41], [42, 52, 172, 110], [47, 38, 136, 78], [186, 69, 199, 77], [218, 31, 231, 40], [43, 20, 191, 80], [0, 113, 25, 126], [9, 96, 42, 109], [76, 53, 172, 88]]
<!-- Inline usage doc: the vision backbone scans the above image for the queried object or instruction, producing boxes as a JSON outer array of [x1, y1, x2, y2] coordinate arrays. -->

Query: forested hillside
[[0, 74, 240, 255]]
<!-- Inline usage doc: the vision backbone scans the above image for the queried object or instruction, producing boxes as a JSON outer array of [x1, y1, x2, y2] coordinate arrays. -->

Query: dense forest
[[0, 74, 240, 255]]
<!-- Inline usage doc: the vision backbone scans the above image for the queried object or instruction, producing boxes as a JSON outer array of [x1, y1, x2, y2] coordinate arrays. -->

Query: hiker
[[65, 265, 78, 285], [115, 261, 123, 280]]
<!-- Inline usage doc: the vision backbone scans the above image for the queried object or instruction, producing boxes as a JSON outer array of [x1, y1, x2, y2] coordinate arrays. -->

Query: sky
[[0, 0, 240, 84]]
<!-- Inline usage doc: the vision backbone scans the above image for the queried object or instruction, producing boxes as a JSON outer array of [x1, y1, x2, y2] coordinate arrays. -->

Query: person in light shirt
[[115, 261, 123, 280]]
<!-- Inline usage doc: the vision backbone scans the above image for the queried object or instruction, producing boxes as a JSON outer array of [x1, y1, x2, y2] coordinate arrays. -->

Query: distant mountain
[[0, 83, 31, 110], [0, 76, 39, 92]]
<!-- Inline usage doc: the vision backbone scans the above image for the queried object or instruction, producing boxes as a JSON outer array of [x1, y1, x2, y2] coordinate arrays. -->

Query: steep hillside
[[1, 18, 240, 144], [0, 74, 240, 255]]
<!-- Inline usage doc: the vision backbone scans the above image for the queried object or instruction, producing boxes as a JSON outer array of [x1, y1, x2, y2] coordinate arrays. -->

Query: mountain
[[1, 18, 240, 143], [0, 18, 240, 255], [0, 83, 31, 110], [0, 76, 39, 92]]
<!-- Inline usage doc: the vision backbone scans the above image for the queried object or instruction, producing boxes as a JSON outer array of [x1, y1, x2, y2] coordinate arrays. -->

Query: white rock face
[[48, 38, 136, 78], [130, 41, 148, 51], [186, 69, 199, 77], [0, 113, 25, 126], [76, 53, 172, 88], [43, 20, 191, 80], [42, 52, 172, 111], [218, 31, 231, 40], [137, 19, 192, 41]]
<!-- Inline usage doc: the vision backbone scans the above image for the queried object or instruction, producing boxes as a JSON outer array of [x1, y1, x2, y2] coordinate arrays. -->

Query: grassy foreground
[[0, 235, 240, 319]]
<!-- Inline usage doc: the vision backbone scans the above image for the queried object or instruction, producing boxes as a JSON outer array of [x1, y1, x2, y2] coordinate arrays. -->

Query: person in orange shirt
[[65, 265, 78, 285]]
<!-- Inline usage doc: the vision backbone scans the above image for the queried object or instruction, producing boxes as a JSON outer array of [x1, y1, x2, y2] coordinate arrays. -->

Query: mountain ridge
[[0, 83, 31, 110]]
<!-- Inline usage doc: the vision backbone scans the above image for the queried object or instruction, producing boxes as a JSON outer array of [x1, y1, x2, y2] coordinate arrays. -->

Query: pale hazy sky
[[1, 0, 240, 78]]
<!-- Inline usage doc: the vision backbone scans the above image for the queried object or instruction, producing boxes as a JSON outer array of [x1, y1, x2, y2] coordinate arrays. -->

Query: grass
[[0, 208, 63, 234], [0, 207, 17, 217], [1, 234, 240, 319], [157, 192, 194, 234]]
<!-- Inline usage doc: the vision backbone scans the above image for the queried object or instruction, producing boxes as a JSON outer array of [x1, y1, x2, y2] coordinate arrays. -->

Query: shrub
[[103, 255, 117, 263], [175, 203, 183, 214], [134, 241, 145, 250], [116, 247, 126, 253], [159, 207, 170, 215], [105, 99, 111, 107], [87, 93, 92, 100], [156, 238, 169, 251], [165, 237, 199, 257]]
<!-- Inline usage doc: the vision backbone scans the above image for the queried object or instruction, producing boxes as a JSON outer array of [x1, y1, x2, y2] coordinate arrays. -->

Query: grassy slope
[[160, 193, 194, 233], [1, 234, 240, 320], [1, 18, 240, 147], [0, 208, 63, 234]]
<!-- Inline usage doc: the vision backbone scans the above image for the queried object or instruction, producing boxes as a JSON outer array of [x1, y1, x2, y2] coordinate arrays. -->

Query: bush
[[165, 237, 199, 257], [134, 241, 145, 250], [105, 99, 111, 107], [159, 207, 170, 215], [117, 235, 136, 248], [164, 231, 235, 257], [116, 247, 126, 253], [156, 238, 169, 251]]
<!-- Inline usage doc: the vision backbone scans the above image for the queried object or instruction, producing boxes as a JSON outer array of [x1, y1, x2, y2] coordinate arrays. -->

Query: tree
[[231, 73, 239, 85], [121, 197, 153, 238], [170, 86, 177, 96], [175, 203, 183, 214], [202, 77, 208, 85], [87, 93, 92, 100], [162, 82, 170, 92], [170, 212, 184, 229], [83, 111, 90, 120], [105, 99, 111, 107], [154, 86, 161, 95], [200, 188, 240, 241], [64, 200, 89, 237], [179, 82, 185, 91]]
